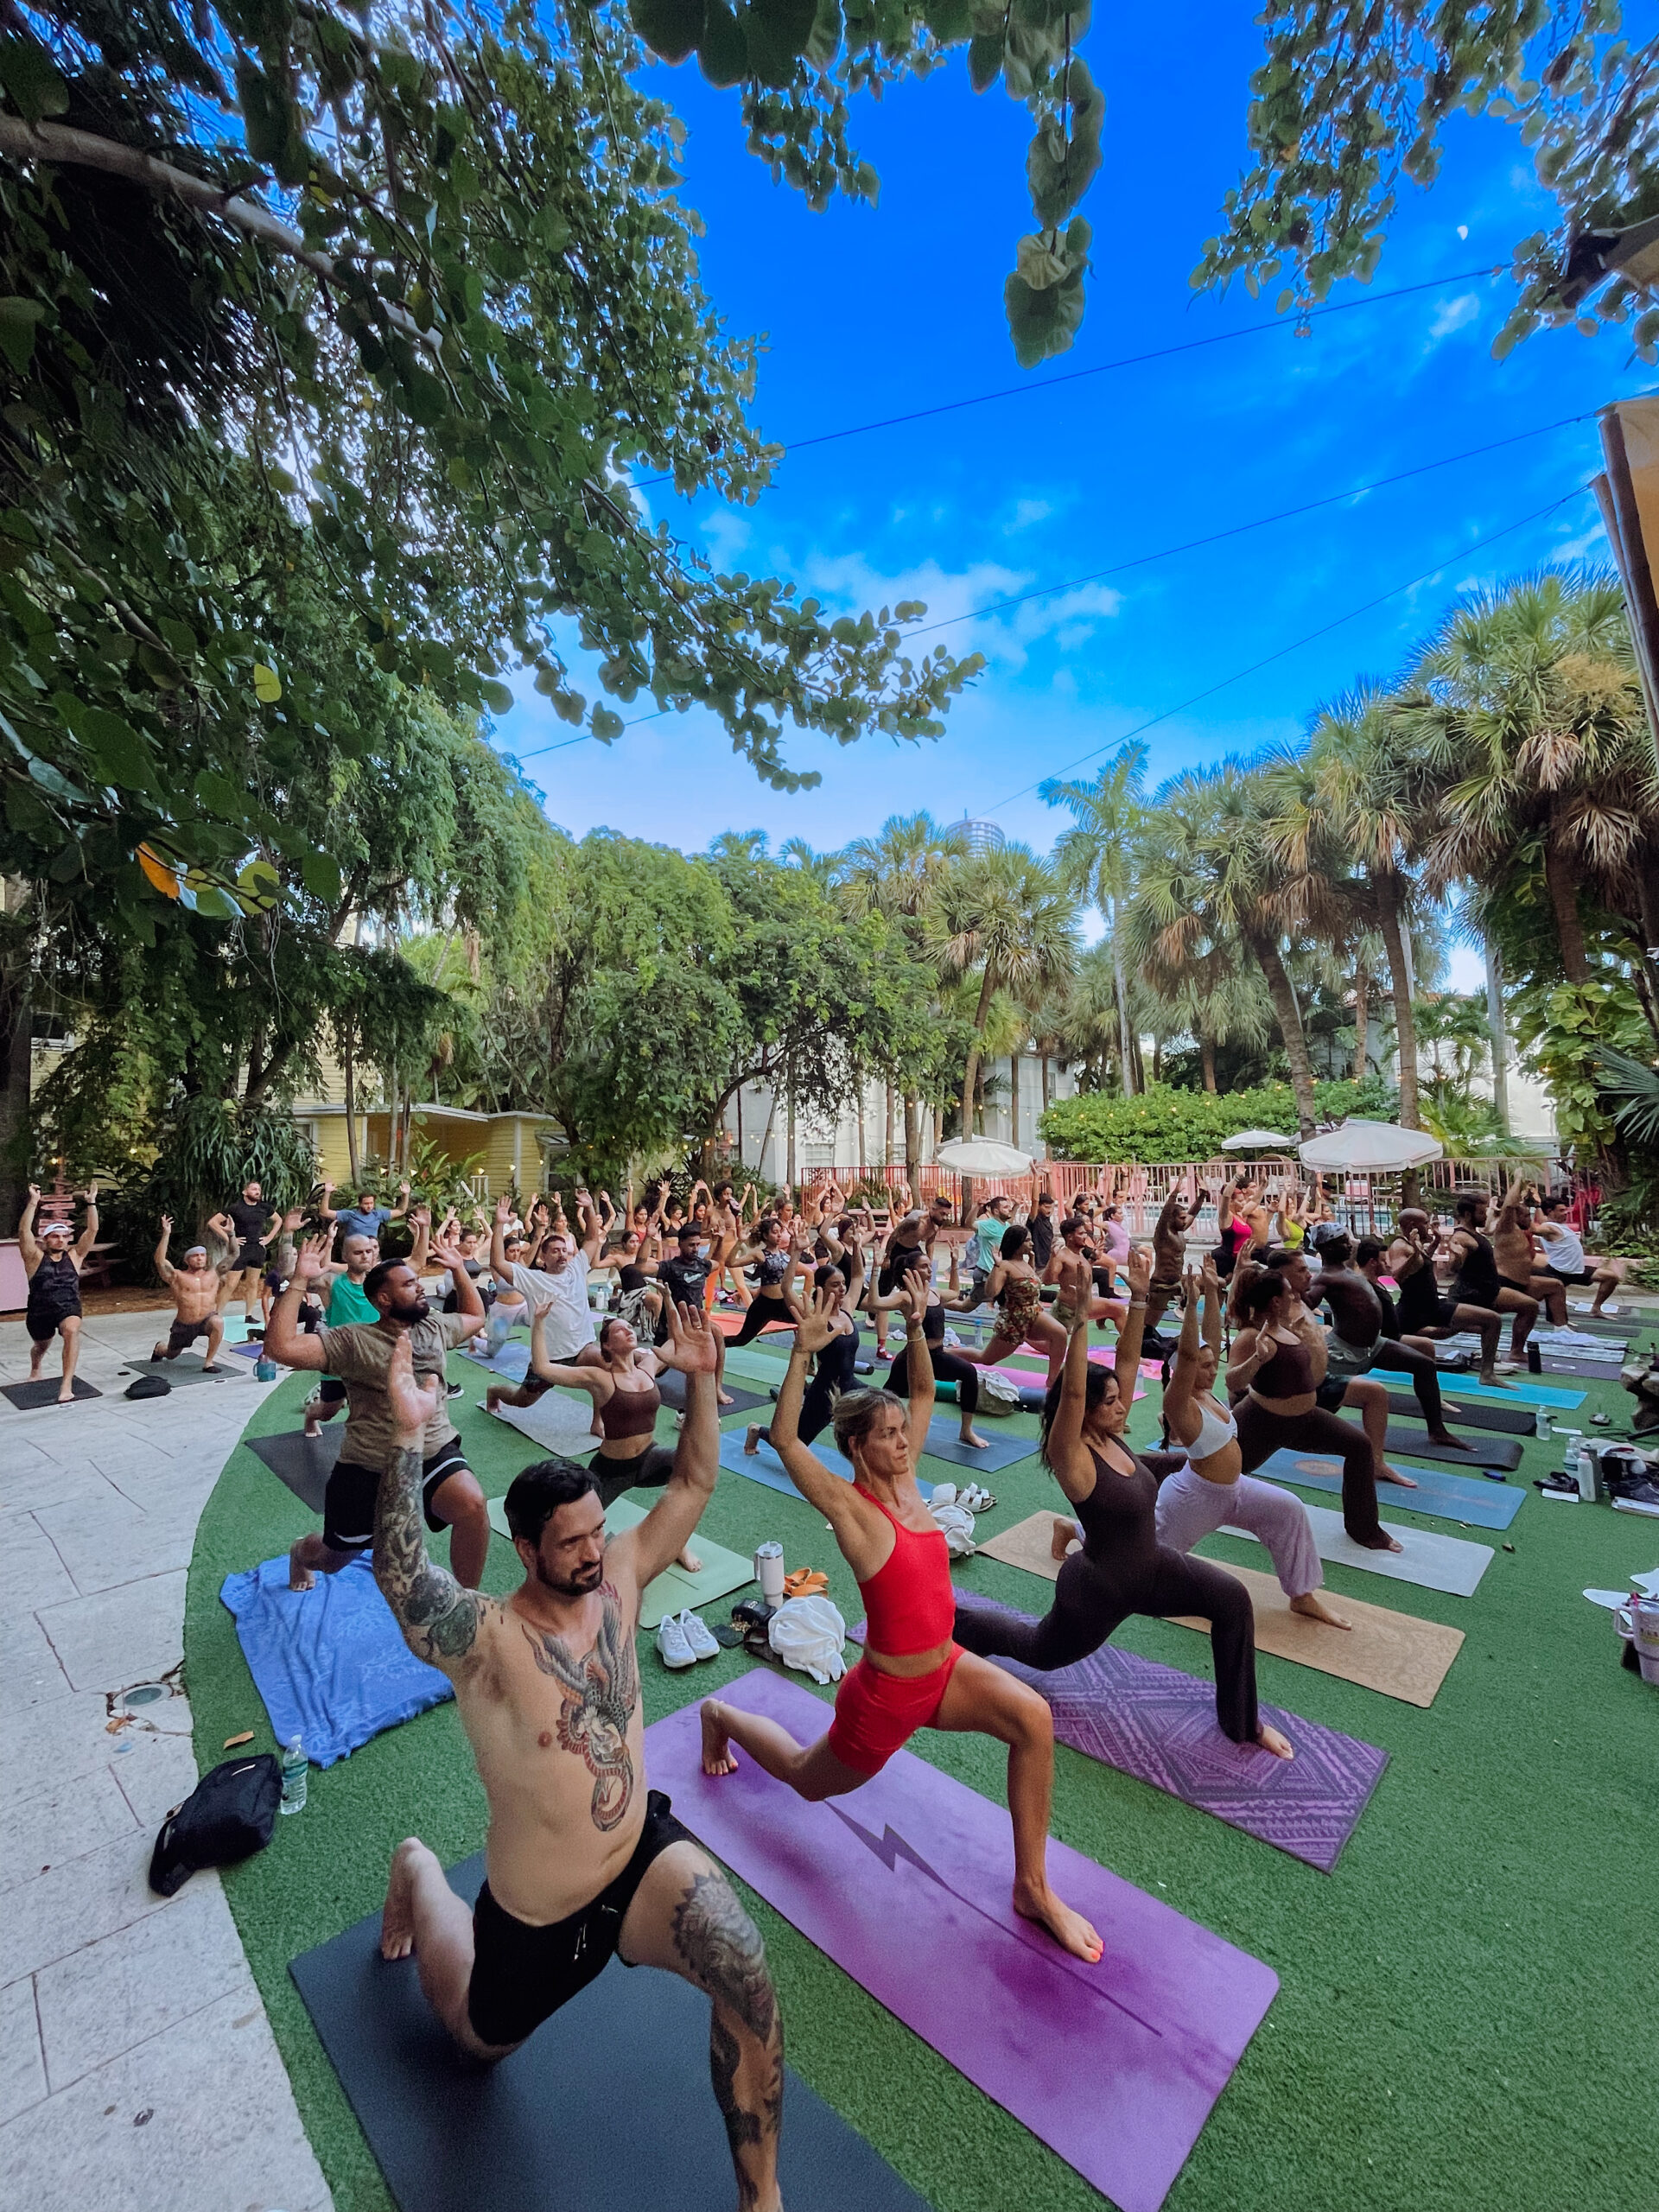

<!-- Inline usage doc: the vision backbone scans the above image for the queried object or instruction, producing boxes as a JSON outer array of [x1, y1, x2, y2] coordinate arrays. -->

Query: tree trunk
[[1543, 829, 1590, 982], [0, 910, 31, 1231], [1375, 876, 1421, 1128], [1009, 1051, 1020, 1147], [1351, 960, 1370, 1083], [960, 969, 997, 1140], [1247, 929, 1319, 1133], [1150, 1037, 1161, 1085], [1110, 920, 1135, 1096], [1483, 939, 1511, 1134], [785, 1086, 796, 1189], [857, 1080, 868, 1177], [1130, 1029, 1147, 1093], [1199, 1034, 1217, 1093], [884, 1082, 894, 1168], [904, 1092, 918, 1179], [343, 1035, 361, 1183], [1040, 1054, 1051, 1113]]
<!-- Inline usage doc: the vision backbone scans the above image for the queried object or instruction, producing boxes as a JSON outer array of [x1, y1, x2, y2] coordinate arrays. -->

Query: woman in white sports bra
[[1154, 1259, 1350, 1630]]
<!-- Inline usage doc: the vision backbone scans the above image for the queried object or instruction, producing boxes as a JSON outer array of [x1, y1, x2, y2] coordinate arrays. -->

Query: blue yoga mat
[[460, 1340, 531, 1379], [1253, 1448, 1525, 1532], [219, 1553, 452, 1766], [1437, 1375, 1587, 1410], [717, 1428, 936, 1503]]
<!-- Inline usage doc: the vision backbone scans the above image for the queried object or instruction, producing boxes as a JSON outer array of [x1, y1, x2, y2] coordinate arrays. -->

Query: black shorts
[[589, 1443, 677, 1507], [316, 1376, 346, 1405], [165, 1318, 213, 1355], [26, 1306, 79, 1343], [1402, 1295, 1457, 1332], [321, 1440, 471, 1552], [1497, 1275, 1534, 1296], [1547, 1264, 1596, 1287], [466, 1790, 694, 2048], [1315, 1374, 1350, 1412], [234, 1243, 266, 1272]]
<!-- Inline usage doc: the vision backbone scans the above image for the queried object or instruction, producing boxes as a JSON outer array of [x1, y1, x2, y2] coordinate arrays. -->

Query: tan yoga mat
[[975, 1512, 1465, 1709]]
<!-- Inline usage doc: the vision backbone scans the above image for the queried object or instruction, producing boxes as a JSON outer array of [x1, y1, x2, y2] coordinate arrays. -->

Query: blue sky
[[489, 9, 1650, 991]]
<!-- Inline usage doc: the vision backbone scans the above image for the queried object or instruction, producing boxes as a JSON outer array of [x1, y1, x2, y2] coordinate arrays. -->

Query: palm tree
[[1259, 689, 1431, 1126], [1129, 761, 1325, 1133], [925, 842, 1078, 1139], [1041, 743, 1148, 1095], [1400, 571, 1659, 1020]]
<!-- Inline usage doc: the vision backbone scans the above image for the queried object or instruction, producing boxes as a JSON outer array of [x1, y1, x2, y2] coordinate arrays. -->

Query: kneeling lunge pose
[[150, 1215, 235, 1370], [1155, 1262, 1348, 1630], [953, 1250, 1293, 1758], [374, 1312, 785, 2212], [702, 1278, 1104, 1963]]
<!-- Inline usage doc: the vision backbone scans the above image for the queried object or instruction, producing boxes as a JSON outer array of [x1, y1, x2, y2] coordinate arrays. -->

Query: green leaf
[[802, 0, 842, 67], [967, 32, 1003, 90], [71, 706, 157, 792], [632, 0, 709, 64], [0, 296, 47, 372], [479, 677, 514, 714], [1004, 263, 1086, 368], [591, 705, 626, 741], [302, 850, 344, 904], [698, 1, 750, 86], [191, 883, 242, 920], [923, 0, 971, 39], [0, 34, 70, 121], [744, 0, 817, 84], [1027, 58, 1107, 227], [252, 662, 283, 703], [192, 769, 246, 818]]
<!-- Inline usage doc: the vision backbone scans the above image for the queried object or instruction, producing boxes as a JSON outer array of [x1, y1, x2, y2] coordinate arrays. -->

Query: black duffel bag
[[149, 1751, 281, 1897]]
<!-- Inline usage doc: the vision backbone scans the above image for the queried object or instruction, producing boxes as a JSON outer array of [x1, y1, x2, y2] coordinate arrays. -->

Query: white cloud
[[797, 550, 1124, 676], [1427, 293, 1480, 342], [1008, 497, 1055, 531]]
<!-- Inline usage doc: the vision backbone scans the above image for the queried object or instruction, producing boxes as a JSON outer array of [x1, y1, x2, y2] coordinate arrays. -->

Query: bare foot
[[743, 1425, 762, 1456], [1255, 1722, 1294, 1759], [718, 1389, 735, 1408], [1290, 1590, 1351, 1629], [303, 1416, 323, 1439], [700, 1699, 738, 1777], [1478, 1370, 1513, 1390], [1354, 1528, 1403, 1553], [1050, 1515, 1082, 1561], [1012, 1878, 1103, 1962], [380, 1837, 427, 1960], [200, 1363, 220, 1373], [484, 1385, 503, 1415], [960, 1427, 991, 1449], [54, 1387, 75, 1404], [1379, 1463, 1419, 1486], [677, 1546, 702, 1573], [289, 1541, 317, 1592]]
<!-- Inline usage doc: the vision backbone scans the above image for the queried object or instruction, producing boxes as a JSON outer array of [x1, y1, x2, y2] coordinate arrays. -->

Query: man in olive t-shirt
[[267, 1232, 492, 1590]]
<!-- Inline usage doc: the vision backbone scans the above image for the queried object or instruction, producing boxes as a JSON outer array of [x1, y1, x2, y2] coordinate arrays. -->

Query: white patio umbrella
[[1297, 1119, 1444, 1173], [935, 1138, 1035, 1178], [1220, 1128, 1294, 1152]]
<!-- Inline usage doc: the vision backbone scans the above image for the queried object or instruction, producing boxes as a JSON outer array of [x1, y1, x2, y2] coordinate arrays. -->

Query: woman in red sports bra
[[700, 1278, 1103, 1963]]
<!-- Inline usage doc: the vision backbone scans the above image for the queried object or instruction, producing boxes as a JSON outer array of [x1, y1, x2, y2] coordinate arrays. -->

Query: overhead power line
[[634, 264, 1505, 486]]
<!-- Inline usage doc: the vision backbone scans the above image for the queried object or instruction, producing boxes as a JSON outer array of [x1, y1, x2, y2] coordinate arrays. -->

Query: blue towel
[[219, 1553, 452, 1767]]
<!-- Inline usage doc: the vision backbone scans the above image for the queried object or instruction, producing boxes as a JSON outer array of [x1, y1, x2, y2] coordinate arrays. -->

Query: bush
[[1038, 1078, 1396, 1164]]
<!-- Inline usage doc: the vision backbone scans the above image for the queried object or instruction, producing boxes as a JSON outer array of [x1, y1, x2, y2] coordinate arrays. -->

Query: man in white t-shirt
[[1534, 1193, 1631, 1318], [484, 1191, 606, 1414]]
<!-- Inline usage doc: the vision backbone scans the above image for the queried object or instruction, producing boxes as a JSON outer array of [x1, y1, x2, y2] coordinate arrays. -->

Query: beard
[[534, 1554, 603, 1595], [404, 1293, 430, 1321]]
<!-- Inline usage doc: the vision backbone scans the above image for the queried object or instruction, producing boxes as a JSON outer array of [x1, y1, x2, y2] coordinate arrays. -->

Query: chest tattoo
[[520, 1586, 639, 1832]]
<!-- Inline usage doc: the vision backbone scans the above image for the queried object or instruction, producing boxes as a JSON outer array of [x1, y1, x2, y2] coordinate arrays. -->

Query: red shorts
[[825, 1646, 964, 1777]]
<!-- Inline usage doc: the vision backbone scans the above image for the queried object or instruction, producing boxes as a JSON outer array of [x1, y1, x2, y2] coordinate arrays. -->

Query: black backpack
[[125, 1374, 171, 1399], [149, 1752, 281, 1897]]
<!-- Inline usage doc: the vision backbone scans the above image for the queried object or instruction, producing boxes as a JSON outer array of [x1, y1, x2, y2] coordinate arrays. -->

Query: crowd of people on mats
[[12, 1163, 1623, 2207]]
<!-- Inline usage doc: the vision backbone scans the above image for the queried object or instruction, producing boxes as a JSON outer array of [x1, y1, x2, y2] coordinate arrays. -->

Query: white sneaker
[[1494, 1358, 1524, 1374], [656, 1614, 696, 1669], [679, 1610, 719, 1661]]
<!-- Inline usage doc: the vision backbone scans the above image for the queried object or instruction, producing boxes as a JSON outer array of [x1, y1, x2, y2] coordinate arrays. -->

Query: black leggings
[[887, 1343, 978, 1414], [954, 1546, 1259, 1743], [756, 1370, 838, 1450], [729, 1294, 796, 1348], [1231, 1396, 1385, 1545], [589, 1444, 677, 1509], [1369, 1337, 1447, 1427]]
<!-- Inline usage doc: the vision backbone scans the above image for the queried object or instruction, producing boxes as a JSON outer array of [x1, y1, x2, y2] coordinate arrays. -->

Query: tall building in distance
[[957, 814, 1005, 856]]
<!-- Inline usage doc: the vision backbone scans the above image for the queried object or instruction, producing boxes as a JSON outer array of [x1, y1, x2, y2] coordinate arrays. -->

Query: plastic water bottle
[[279, 1733, 308, 1815], [255, 1353, 277, 1382]]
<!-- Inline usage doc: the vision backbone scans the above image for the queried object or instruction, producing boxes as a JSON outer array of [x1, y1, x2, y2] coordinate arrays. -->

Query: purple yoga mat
[[646, 1669, 1278, 2212], [956, 1596, 1389, 1873]]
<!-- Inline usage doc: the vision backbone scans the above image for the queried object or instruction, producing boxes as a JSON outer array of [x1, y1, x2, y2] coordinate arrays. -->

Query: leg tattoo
[[674, 1872, 782, 2211]]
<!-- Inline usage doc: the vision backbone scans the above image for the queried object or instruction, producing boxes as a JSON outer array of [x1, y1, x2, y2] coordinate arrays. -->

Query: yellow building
[[289, 1065, 564, 1199]]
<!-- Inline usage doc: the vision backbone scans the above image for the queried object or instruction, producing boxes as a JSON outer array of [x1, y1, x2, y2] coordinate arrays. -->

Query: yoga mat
[[246, 1427, 342, 1515], [648, 1669, 1278, 2212], [485, 1495, 754, 1629], [1223, 1502, 1493, 1598], [120, 1353, 236, 1388], [1381, 1387, 1535, 1435], [975, 1515, 1465, 1707], [1, 1376, 100, 1408], [1540, 1354, 1628, 1378], [290, 1853, 929, 2212], [219, 1552, 451, 1765], [1441, 1374, 1586, 1410], [655, 1367, 768, 1418], [987, 1363, 1147, 1403], [717, 1428, 936, 1504], [461, 1339, 531, 1379], [1374, 1421, 1523, 1471], [1253, 1447, 1525, 1531], [484, 1391, 606, 1456], [956, 1595, 1389, 1872], [1538, 1317, 1635, 1342]]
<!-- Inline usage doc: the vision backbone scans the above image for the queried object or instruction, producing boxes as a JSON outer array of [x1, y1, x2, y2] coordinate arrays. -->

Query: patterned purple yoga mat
[[959, 1594, 1389, 1872]]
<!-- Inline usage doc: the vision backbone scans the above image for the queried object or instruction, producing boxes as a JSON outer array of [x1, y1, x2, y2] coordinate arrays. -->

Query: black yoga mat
[[246, 1427, 341, 1514], [1540, 1354, 1630, 1378], [1381, 1421, 1522, 1471], [1381, 1388, 1535, 1437], [120, 1354, 235, 1389], [1, 1376, 99, 1408], [290, 1852, 933, 2212], [654, 1368, 768, 1419]]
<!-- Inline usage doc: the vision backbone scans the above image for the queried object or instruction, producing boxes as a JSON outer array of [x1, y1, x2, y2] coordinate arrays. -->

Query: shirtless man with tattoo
[[1142, 1185, 1192, 1337], [373, 1305, 784, 2212], [150, 1216, 234, 1370]]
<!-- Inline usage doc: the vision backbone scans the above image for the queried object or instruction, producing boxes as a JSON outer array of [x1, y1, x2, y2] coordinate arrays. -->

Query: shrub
[[1038, 1078, 1395, 1164]]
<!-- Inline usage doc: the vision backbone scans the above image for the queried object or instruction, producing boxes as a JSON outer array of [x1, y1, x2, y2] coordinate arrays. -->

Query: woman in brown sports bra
[[525, 1306, 702, 1569]]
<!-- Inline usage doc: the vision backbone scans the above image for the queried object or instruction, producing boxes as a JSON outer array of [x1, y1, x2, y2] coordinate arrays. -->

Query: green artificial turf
[[184, 1347, 1659, 2212]]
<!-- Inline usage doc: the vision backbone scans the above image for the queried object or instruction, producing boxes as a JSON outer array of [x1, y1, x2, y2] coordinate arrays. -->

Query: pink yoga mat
[[646, 1670, 1278, 2212]]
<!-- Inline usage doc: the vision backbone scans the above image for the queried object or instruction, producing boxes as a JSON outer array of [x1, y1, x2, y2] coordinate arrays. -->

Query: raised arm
[[386, 1179, 412, 1223], [574, 1185, 605, 1264], [490, 1192, 515, 1279], [1200, 1254, 1224, 1357], [895, 1274, 935, 1466], [317, 1179, 339, 1223], [770, 1288, 870, 1526], [1114, 1243, 1152, 1375], [264, 1236, 333, 1371], [617, 1303, 722, 1589], [1045, 1255, 1098, 1502], [1216, 1176, 1238, 1236], [528, 1303, 611, 1396], [17, 1183, 42, 1269], [73, 1184, 100, 1265], [1161, 1268, 1204, 1440], [405, 1201, 432, 1279], [153, 1214, 177, 1285], [374, 1332, 498, 1670]]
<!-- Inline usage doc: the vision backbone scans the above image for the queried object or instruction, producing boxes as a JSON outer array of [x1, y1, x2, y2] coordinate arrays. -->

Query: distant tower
[[957, 814, 1005, 857]]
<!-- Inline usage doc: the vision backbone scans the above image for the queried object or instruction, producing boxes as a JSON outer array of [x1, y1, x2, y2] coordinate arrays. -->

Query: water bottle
[[1535, 1406, 1553, 1443], [255, 1353, 277, 1382], [279, 1733, 308, 1815]]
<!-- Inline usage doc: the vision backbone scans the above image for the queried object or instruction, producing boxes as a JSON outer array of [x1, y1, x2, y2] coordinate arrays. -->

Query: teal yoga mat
[[1253, 1446, 1524, 1531], [1436, 1374, 1586, 1410], [717, 1427, 936, 1503]]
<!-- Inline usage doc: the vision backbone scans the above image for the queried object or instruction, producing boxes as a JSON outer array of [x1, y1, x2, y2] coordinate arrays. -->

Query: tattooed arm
[[609, 1300, 721, 1592], [373, 1332, 499, 1672]]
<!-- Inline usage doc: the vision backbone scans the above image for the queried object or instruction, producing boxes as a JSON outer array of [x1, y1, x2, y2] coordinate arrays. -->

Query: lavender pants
[[1154, 1460, 1324, 1599]]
